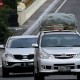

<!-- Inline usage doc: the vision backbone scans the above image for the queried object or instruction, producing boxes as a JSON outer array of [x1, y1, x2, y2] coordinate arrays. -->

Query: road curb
[[23, 0, 60, 35], [25, 0, 47, 21]]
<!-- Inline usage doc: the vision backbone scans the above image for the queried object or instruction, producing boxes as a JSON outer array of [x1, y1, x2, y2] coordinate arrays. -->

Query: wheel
[[34, 67, 44, 80], [34, 73, 44, 80], [38, 73, 44, 80], [77, 73, 80, 80], [34, 61, 45, 80], [34, 73, 38, 80], [2, 66, 9, 78]]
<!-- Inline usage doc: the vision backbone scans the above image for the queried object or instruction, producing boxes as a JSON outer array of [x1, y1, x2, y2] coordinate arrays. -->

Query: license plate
[[58, 66, 70, 72]]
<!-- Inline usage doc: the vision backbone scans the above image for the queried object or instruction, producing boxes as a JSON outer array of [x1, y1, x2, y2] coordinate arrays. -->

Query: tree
[[0, 19, 12, 44], [0, 6, 12, 44], [3, 0, 21, 9], [0, 0, 21, 44]]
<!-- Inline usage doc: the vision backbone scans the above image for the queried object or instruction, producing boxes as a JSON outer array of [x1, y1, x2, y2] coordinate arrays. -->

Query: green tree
[[0, 19, 11, 44], [0, 0, 21, 44], [0, 6, 12, 44], [3, 0, 21, 9]]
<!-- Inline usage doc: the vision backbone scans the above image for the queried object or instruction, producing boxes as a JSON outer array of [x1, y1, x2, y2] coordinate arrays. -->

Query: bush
[[0, 6, 12, 44], [0, 19, 12, 44]]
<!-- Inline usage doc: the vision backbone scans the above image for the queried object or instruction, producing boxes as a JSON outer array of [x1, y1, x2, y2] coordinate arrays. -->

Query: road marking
[[55, 0, 67, 13], [0, 65, 2, 67], [23, 0, 60, 35], [37, 0, 67, 36]]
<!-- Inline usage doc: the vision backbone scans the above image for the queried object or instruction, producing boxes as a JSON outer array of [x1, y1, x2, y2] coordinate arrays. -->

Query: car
[[33, 30, 80, 80], [1, 35, 37, 77], [33, 13, 80, 80]]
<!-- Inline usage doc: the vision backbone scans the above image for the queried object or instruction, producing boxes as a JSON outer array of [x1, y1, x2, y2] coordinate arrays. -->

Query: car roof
[[9, 35, 38, 39], [41, 30, 79, 35]]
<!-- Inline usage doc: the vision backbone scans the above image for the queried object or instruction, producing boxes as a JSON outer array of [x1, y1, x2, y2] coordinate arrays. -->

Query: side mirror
[[32, 43, 38, 48], [0, 45, 5, 49]]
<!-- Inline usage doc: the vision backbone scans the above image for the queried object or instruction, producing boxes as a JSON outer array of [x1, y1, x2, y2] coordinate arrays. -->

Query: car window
[[7, 38, 37, 48], [41, 34, 80, 47]]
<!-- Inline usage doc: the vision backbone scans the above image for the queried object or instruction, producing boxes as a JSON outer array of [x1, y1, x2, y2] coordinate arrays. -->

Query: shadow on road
[[46, 79, 77, 80], [10, 73, 33, 78], [0, 73, 33, 78]]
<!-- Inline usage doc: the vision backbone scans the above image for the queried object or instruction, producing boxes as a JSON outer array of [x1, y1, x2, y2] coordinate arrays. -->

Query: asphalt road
[[56, 0, 80, 32], [0, 0, 80, 80]]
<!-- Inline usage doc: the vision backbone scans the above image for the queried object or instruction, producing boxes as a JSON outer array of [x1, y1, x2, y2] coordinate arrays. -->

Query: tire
[[34, 73, 44, 80], [77, 73, 80, 80], [34, 61, 44, 80], [38, 73, 44, 80], [2, 66, 9, 78], [34, 73, 38, 80]]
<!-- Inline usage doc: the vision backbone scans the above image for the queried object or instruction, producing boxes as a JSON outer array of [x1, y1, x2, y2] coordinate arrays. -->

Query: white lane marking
[[23, 0, 60, 35], [55, 0, 67, 13], [37, 0, 67, 36], [0, 65, 2, 67]]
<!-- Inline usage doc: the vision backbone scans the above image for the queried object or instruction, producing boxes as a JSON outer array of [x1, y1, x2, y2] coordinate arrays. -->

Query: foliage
[[0, 6, 12, 25], [0, 6, 12, 44], [3, 0, 21, 9], [0, 19, 12, 44], [0, 0, 21, 44]]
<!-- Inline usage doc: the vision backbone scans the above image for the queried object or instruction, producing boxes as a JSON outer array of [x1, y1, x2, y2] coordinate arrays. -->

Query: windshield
[[7, 38, 37, 48], [41, 34, 80, 47]]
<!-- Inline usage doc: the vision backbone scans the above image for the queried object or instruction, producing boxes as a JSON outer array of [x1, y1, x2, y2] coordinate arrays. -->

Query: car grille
[[13, 54, 34, 60], [53, 54, 75, 59]]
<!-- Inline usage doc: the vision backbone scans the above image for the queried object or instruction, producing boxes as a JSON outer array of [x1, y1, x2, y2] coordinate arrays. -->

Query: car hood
[[42, 47, 80, 54], [5, 48, 35, 55]]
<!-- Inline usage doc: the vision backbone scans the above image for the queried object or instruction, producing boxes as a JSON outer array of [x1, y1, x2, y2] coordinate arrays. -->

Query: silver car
[[1, 35, 37, 77], [33, 30, 80, 80]]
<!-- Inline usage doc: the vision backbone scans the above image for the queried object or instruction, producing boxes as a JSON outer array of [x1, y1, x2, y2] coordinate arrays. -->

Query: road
[[0, 0, 80, 80], [53, 0, 80, 32]]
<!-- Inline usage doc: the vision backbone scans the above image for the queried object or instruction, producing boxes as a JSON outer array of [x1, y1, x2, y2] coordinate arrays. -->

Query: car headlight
[[5, 53, 13, 58], [39, 50, 50, 59]]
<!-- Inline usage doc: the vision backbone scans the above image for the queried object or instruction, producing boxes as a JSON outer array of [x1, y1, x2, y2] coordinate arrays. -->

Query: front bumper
[[2, 62, 34, 72], [38, 58, 80, 73], [3, 61, 34, 68]]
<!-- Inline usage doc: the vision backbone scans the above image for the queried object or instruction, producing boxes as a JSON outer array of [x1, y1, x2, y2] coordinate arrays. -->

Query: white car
[[33, 30, 80, 80], [1, 35, 37, 77]]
